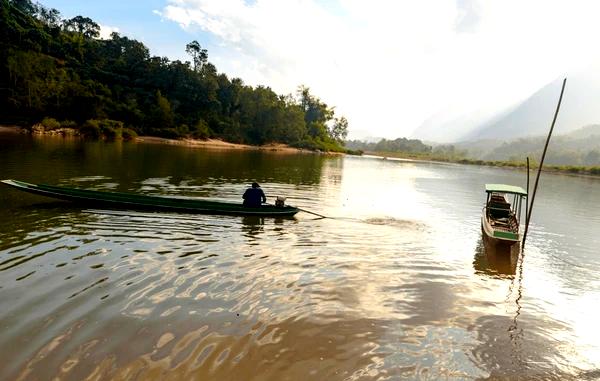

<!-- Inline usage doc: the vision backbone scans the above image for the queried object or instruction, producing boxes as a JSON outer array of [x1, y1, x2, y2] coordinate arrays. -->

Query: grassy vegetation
[[291, 137, 361, 154], [33, 118, 138, 141], [368, 150, 600, 176]]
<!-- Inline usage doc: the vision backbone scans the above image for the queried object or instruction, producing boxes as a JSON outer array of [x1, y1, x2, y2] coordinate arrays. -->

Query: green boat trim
[[1, 179, 299, 217], [485, 184, 527, 196], [481, 183, 528, 246], [492, 230, 519, 241]]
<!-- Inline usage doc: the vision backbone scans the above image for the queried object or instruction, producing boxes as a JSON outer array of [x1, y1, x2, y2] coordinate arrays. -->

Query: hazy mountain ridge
[[354, 64, 600, 165], [460, 124, 600, 165], [412, 63, 600, 143], [412, 107, 505, 143], [463, 75, 600, 141]]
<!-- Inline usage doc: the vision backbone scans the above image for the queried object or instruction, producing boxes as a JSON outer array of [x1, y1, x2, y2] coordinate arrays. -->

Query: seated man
[[242, 182, 266, 207]]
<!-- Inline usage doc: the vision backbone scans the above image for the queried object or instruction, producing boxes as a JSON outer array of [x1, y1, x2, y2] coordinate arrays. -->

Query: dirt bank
[[137, 136, 327, 154], [0, 125, 24, 134]]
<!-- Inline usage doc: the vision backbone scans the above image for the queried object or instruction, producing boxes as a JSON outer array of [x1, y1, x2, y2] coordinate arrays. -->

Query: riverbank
[[368, 151, 600, 177], [137, 136, 324, 154], [0, 125, 342, 155], [0, 126, 24, 134]]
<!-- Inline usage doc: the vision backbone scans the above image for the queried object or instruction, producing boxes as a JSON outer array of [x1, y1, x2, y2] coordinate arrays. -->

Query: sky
[[41, 0, 600, 140]]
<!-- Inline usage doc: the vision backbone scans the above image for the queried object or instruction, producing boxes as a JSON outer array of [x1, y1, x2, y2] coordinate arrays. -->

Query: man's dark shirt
[[243, 187, 266, 207]]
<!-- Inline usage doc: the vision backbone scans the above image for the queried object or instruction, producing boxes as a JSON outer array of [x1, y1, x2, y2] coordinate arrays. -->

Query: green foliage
[[290, 139, 322, 151], [290, 136, 348, 153], [101, 125, 119, 140], [185, 40, 207, 72], [193, 119, 211, 139], [80, 119, 101, 139], [474, 131, 600, 166], [176, 124, 190, 136], [331, 116, 348, 143], [431, 144, 467, 160], [346, 133, 600, 174], [153, 128, 180, 139], [63, 16, 99, 39], [149, 90, 174, 131], [80, 119, 123, 139], [122, 128, 137, 141], [345, 148, 363, 156], [60, 120, 77, 128], [11, 0, 37, 14], [297, 86, 335, 140], [346, 137, 432, 154], [98, 119, 123, 140], [41, 117, 60, 130], [0, 2, 349, 152]]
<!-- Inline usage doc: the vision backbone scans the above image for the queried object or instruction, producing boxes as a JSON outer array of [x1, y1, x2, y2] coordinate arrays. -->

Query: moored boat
[[481, 184, 527, 246], [1, 179, 299, 217]]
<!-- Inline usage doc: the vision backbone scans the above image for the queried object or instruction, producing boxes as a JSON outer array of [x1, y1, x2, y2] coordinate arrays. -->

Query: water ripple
[[0, 147, 598, 379]]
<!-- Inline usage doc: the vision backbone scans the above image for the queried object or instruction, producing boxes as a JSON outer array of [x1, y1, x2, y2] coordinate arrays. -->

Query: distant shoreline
[[366, 151, 600, 178]]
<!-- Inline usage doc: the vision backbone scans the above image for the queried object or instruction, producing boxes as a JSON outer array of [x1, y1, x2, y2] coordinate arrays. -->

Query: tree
[[36, 5, 61, 28], [0, 1, 349, 150], [151, 90, 174, 129], [10, 0, 36, 15], [331, 116, 348, 143], [185, 40, 207, 72], [63, 16, 100, 39], [296, 85, 334, 139]]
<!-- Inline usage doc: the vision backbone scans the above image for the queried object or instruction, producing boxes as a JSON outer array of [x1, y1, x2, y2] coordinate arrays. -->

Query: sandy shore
[[137, 136, 322, 154], [0, 125, 24, 133]]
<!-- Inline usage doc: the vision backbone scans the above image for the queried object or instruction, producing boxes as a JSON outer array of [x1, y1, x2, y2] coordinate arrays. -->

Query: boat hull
[[481, 215, 520, 246], [1, 179, 299, 217]]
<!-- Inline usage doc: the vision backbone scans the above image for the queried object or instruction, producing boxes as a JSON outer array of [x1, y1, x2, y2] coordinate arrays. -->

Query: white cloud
[[99, 24, 120, 40], [157, 0, 600, 139]]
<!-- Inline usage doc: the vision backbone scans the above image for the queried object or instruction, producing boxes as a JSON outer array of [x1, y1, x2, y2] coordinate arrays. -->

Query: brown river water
[[1, 133, 600, 380]]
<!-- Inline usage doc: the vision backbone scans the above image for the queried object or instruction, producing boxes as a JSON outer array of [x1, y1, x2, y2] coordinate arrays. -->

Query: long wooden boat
[[481, 184, 527, 246], [1, 179, 299, 217]]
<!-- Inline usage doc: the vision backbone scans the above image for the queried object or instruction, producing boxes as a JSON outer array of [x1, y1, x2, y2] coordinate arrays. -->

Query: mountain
[[412, 63, 600, 143], [564, 124, 600, 140], [412, 107, 509, 143], [463, 71, 600, 140]]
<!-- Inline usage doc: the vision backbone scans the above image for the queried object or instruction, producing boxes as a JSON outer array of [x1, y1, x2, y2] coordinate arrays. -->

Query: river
[[1, 132, 599, 380]]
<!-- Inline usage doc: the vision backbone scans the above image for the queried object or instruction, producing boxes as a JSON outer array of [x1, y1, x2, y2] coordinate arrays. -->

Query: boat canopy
[[485, 183, 527, 196]]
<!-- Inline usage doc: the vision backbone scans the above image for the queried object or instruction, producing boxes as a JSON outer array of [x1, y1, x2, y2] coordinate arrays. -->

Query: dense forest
[[344, 137, 464, 158], [0, 0, 349, 151], [345, 137, 432, 154]]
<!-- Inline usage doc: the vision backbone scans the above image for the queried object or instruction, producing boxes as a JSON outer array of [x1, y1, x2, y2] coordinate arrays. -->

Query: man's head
[[252, 182, 260, 188]]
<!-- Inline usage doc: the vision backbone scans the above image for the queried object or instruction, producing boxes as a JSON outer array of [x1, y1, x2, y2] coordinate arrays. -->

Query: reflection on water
[[1, 133, 600, 379], [473, 236, 519, 277]]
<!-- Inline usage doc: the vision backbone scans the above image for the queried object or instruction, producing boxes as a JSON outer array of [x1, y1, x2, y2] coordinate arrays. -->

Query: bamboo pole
[[522, 78, 567, 247], [525, 156, 529, 227], [298, 207, 328, 219]]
